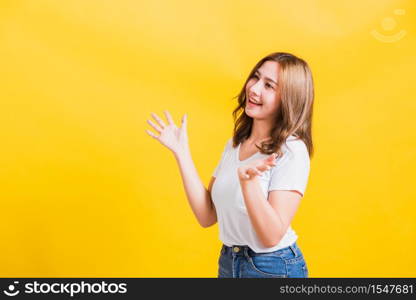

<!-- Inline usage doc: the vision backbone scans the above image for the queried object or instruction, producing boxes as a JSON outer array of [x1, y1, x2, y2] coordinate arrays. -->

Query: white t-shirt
[[211, 135, 310, 253]]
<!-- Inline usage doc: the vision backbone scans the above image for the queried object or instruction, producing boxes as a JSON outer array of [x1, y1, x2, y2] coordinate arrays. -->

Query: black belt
[[221, 242, 298, 256]]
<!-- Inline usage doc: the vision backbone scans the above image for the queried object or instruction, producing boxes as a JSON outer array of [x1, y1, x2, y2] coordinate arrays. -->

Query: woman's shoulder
[[282, 135, 309, 157], [216, 137, 234, 154], [225, 137, 234, 149]]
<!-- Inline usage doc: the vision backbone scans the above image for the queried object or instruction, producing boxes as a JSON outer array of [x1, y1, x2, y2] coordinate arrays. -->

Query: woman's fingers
[[164, 110, 175, 126], [249, 167, 262, 176], [181, 113, 187, 129], [239, 153, 278, 180], [251, 154, 277, 173], [266, 153, 277, 162], [239, 165, 263, 180], [147, 119, 163, 133], [246, 168, 256, 178], [151, 112, 167, 129], [258, 158, 275, 170], [145, 129, 158, 139], [265, 153, 277, 166], [255, 164, 269, 172]]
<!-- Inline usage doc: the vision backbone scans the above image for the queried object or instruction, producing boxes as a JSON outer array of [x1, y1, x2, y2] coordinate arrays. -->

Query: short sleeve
[[267, 141, 310, 197], [212, 138, 231, 177]]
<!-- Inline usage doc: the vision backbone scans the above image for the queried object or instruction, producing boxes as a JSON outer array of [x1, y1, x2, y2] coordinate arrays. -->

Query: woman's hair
[[231, 51, 314, 158]]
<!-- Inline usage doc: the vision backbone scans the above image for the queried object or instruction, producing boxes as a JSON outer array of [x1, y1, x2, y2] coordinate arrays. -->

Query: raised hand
[[237, 153, 277, 181], [145, 110, 189, 156]]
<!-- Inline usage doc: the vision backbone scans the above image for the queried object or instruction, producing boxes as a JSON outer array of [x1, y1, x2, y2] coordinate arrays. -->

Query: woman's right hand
[[145, 110, 189, 156]]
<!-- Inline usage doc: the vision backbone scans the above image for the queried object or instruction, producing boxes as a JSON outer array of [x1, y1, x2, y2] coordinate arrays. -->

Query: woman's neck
[[247, 120, 272, 144]]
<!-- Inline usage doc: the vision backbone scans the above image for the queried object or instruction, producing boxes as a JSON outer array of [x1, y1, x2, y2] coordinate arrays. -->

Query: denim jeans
[[218, 241, 309, 278]]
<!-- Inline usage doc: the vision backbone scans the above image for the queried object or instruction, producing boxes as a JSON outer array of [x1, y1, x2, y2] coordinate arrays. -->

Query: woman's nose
[[249, 81, 262, 95]]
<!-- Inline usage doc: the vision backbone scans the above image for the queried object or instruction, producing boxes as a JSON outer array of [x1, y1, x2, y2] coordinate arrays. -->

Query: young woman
[[145, 52, 314, 278]]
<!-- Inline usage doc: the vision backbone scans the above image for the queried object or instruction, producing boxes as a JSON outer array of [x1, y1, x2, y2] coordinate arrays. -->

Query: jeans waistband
[[221, 242, 299, 257]]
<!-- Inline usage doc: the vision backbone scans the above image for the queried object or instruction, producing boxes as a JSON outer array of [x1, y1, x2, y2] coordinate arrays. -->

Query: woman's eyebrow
[[255, 70, 277, 85]]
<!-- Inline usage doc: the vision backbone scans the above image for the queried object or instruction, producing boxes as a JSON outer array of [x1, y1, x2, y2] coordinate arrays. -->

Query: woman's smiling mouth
[[248, 97, 262, 106]]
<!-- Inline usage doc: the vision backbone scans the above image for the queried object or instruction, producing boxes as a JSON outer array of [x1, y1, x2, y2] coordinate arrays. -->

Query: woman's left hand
[[237, 153, 278, 181]]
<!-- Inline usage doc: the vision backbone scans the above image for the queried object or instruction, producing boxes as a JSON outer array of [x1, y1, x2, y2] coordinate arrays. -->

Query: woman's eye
[[252, 74, 274, 89]]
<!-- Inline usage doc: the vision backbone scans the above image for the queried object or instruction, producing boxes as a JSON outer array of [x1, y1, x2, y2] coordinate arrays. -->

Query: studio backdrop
[[0, 0, 415, 277]]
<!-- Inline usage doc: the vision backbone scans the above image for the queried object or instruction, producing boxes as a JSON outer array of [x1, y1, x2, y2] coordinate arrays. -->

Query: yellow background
[[0, 0, 415, 277]]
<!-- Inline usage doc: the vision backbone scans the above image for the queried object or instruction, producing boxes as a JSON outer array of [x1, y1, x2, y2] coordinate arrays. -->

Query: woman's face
[[245, 60, 281, 120]]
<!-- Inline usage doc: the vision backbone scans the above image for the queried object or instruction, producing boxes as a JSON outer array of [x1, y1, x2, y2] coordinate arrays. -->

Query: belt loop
[[289, 244, 297, 257], [243, 247, 250, 258]]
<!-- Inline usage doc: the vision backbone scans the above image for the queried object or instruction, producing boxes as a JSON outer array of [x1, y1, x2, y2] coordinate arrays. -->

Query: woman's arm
[[240, 178, 301, 247], [146, 111, 217, 228], [237, 156, 301, 248], [175, 151, 217, 228]]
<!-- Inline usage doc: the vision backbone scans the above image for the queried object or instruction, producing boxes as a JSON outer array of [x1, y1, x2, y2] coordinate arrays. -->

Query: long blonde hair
[[232, 52, 315, 158]]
